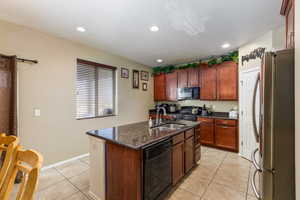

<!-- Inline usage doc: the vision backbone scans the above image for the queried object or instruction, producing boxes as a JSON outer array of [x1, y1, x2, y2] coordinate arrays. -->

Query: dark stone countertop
[[149, 110, 238, 120], [86, 120, 200, 150]]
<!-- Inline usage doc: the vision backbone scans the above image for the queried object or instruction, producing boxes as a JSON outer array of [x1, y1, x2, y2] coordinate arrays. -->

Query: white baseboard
[[41, 153, 89, 171]]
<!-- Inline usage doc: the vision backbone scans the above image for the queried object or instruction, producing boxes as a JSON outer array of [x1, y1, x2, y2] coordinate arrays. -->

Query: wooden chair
[[0, 133, 19, 189], [0, 146, 43, 200]]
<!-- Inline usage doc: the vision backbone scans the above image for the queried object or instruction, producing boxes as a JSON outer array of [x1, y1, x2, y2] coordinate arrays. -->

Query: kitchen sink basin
[[158, 123, 186, 130]]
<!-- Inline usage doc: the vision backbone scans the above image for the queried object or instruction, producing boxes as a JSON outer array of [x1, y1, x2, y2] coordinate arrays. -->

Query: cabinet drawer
[[185, 129, 194, 139], [215, 119, 237, 126], [173, 133, 184, 145], [197, 117, 214, 124]]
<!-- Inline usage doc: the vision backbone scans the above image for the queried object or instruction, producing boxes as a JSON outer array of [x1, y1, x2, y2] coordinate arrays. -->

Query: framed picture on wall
[[121, 67, 129, 78], [141, 71, 149, 81], [132, 70, 139, 89], [142, 83, 148, 91]]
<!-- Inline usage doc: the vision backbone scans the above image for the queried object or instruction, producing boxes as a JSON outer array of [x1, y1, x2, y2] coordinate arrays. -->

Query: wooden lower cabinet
[[198, 117, 238, 152], [194, 147, 201, 163], [215, 125, 237, 151], [172, 142, 184, 185], [106, 142, 142, 200], [184, 136, 194, 173], [199, 123, 214, 145]]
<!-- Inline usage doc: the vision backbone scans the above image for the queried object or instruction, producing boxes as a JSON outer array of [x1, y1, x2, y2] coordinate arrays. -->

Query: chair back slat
[[0, 147, 43, 200], [0, 133, 19, 188]]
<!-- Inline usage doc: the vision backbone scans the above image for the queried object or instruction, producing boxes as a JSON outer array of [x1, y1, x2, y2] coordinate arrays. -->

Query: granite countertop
[[86, 120, 200, 150], [149, 110, 238, 120]]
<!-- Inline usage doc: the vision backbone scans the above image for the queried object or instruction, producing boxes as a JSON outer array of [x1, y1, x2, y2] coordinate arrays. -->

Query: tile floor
[[10, 147, 256, 200]]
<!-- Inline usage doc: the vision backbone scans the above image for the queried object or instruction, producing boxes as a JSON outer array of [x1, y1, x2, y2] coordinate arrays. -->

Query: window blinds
[[76, 60, 115, 119]]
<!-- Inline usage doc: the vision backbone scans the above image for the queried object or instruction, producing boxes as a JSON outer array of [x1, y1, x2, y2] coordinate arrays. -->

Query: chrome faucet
[[156, 106, 167, 125]]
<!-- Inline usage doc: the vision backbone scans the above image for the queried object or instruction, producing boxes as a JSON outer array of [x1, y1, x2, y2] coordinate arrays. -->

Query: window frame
[[76, 59, 117, 120]]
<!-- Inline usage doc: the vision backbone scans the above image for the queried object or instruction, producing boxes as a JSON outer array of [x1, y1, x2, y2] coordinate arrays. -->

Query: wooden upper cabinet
[[281, 0, 295, 48], [154, 74, 166, 101], [177, 69, 188, 88], [188, 67, 199, 87], [200, 64, 217, 100], [165, 71, 178, 101], [217, 61, 238, 100]]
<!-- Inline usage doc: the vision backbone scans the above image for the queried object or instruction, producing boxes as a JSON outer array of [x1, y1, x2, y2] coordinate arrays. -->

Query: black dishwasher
[[143, 139, 172, 200]]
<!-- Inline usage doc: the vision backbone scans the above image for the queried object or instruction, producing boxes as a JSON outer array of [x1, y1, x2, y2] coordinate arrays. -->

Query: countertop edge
[[86, 122, 200, 150]]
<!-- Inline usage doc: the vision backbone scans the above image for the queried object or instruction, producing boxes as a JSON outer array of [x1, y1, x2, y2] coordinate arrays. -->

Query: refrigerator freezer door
[[260, 49, 295, 200]]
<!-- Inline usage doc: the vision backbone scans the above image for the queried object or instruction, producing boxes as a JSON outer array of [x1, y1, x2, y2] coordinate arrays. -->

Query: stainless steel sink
[[158, 123, 186, 130]]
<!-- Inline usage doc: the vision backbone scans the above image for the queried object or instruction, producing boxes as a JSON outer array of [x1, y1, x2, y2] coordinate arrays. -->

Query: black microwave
[[177, 87, 200, 100]]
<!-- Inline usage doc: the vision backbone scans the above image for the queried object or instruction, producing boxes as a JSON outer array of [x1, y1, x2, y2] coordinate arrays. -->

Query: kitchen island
[[86, 120, 200, 200]]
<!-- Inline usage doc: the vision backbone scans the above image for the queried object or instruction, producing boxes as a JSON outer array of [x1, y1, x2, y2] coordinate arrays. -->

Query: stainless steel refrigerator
[[251, 48, 295, 200]]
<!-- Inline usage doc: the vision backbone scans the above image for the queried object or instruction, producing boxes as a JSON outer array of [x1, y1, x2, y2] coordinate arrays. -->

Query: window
[[76, 59, 116, 119]]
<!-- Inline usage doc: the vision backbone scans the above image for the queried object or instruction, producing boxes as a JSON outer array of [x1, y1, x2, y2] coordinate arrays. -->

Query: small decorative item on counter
[[149, 117, 153, 127], [229, 107, 238, 118]]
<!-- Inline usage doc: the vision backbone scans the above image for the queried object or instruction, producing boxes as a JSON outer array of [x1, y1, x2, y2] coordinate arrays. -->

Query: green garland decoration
[[152, 51, 238, 75]]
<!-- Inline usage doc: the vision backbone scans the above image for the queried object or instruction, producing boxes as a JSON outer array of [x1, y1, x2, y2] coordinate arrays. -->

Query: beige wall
[[0, 19, 154, 165], [239, 26, 285, 72], [295, 0, 299, 198]]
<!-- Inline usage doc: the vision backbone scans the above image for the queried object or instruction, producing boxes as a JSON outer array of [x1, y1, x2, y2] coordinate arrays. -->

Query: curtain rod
[[16, 57, 38, 64]]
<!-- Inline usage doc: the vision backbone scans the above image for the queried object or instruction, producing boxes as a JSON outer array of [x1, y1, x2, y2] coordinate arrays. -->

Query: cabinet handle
[[290, 32, 294, 47], [220, 126, 230, 129]]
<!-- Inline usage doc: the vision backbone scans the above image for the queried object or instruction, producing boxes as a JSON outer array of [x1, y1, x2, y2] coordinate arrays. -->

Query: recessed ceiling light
[[156, 59, 163, 63], [76, 26, 86, 32], [150, 25, 159, 32], [222, 43, 230, 48]]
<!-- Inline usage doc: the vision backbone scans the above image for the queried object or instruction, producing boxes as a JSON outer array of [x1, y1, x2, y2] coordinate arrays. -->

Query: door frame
[[239, 67, 260, 160]]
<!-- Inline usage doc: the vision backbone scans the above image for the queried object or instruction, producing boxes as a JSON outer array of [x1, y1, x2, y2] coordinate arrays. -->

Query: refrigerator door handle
[[251, 169, 262, 200], [252, 73, 260, 142], [251, 148, 262, 171]]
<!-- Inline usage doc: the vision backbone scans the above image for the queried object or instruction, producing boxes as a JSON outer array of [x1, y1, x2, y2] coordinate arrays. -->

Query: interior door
[[239, 68, 260, 160]]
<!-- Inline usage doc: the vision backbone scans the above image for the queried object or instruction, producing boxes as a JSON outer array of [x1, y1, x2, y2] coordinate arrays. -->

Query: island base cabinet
[[106, 142, 142, 200], [184, 136, 194, 173], [172, 142, 185, 185]]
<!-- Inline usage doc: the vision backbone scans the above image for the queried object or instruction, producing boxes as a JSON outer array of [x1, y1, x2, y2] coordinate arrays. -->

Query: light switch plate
[[34, 109, 41, 117]]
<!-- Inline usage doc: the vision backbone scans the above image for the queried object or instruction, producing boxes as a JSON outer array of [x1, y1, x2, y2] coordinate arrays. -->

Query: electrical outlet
[[34, 109, 41, 117]]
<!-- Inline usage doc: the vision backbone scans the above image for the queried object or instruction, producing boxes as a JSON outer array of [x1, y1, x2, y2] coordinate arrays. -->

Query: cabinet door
[[185, 137, 194, 173], [199, 124, 214, 145], [215, 125, 237, 151], [172, 142, 184, 185], [154, 74, 166, 101], [217, 61, 238, 100], [177, 69, 188, 88], [200, 65, 217, 100], [165, 72, 178, 101], [188, 67, 199, 87], [194, 127, 201, 148]]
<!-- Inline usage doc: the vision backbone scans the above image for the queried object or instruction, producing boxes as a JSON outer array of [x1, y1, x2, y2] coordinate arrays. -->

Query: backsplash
[[157, 100, 238, 112]]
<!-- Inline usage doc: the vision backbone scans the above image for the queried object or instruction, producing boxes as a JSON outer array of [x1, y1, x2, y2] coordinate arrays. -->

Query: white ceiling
[[0, 0, 284, 66]]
